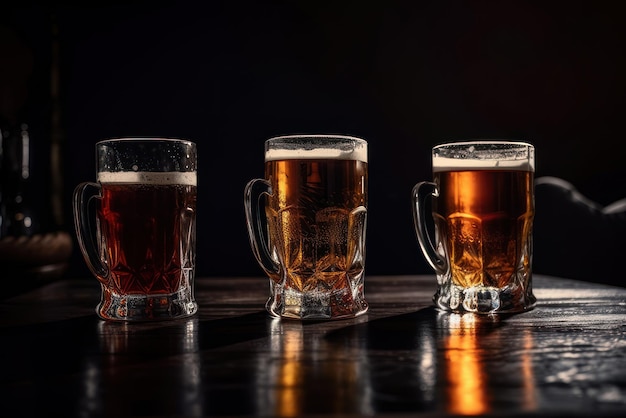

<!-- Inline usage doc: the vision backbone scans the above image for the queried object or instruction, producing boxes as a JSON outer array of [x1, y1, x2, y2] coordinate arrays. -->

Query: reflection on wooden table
[[1, 274, 625, 417]]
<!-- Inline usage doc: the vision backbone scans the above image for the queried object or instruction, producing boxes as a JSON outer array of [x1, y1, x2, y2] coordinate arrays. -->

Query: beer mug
[[412, 141, 536, 314], [244, 135, 369, 320], [73, 138, 198, 321]]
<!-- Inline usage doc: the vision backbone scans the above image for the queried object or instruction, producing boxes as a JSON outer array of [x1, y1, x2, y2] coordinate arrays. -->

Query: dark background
[[2, 0, 626, 279]]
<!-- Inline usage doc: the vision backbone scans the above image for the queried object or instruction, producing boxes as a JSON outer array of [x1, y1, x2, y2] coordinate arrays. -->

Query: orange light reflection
[[276, 323, 303, 417], [522, 329, 537, 411], [445, 314, 488, 416]]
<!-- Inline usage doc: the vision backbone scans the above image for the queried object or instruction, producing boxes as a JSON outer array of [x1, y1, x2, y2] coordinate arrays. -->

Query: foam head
[[97, 171, 197, 186], [264, 135, 368, 163], [432, 141, 534, 172]]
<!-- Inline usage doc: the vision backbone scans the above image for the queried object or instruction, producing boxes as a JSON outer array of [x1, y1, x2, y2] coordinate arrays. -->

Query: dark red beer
[[97, 173, 197, 295]]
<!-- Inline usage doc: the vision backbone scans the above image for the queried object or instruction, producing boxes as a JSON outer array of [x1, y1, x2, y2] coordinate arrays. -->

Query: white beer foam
[[433, 157, 534, 172], [265, 147, 367, 162], [98, 171, 197, 186], [432, 141, 535, 172]]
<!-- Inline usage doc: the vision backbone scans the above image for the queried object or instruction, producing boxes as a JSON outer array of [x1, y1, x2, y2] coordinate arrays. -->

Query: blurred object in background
[[0, 9, 72, 297], [1, 123, 41, 237], [534, 176, 626, 287]]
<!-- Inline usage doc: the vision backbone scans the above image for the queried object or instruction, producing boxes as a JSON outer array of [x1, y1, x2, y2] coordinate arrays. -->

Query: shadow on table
[[1, 310, 270, 379]]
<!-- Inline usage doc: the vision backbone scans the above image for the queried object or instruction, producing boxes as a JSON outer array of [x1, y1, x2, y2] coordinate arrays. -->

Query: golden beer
[[245, 135, 369, 319], [264, 158, 367, 293]]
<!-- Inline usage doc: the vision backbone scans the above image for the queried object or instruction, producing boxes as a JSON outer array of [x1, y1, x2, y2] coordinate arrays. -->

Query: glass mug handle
[[243, 178, 281, 283], [412, 181, 448, 274], [72, 182, 109, 280]]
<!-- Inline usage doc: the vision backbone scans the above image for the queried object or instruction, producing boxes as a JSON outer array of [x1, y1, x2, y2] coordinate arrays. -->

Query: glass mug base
[[97, 287, 198, 321], [266, 284, 369, 320], [434, 280, 536, 314]]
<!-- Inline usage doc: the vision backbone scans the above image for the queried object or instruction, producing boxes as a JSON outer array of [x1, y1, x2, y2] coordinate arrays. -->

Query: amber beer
[[245, 135, 369, 320], [433, 169, 534, 289], [413, 141, 536, 313], [97, 171, 197, 295]]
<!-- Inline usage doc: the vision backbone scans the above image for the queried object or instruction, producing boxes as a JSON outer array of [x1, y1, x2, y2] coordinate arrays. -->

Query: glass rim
[[266, 134, 367, 145], [96, 137, 196, 146], [433, 140, 533, 150]]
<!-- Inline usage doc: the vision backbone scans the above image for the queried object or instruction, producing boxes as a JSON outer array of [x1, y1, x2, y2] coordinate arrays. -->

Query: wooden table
[[1, 274, 625, 417]]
